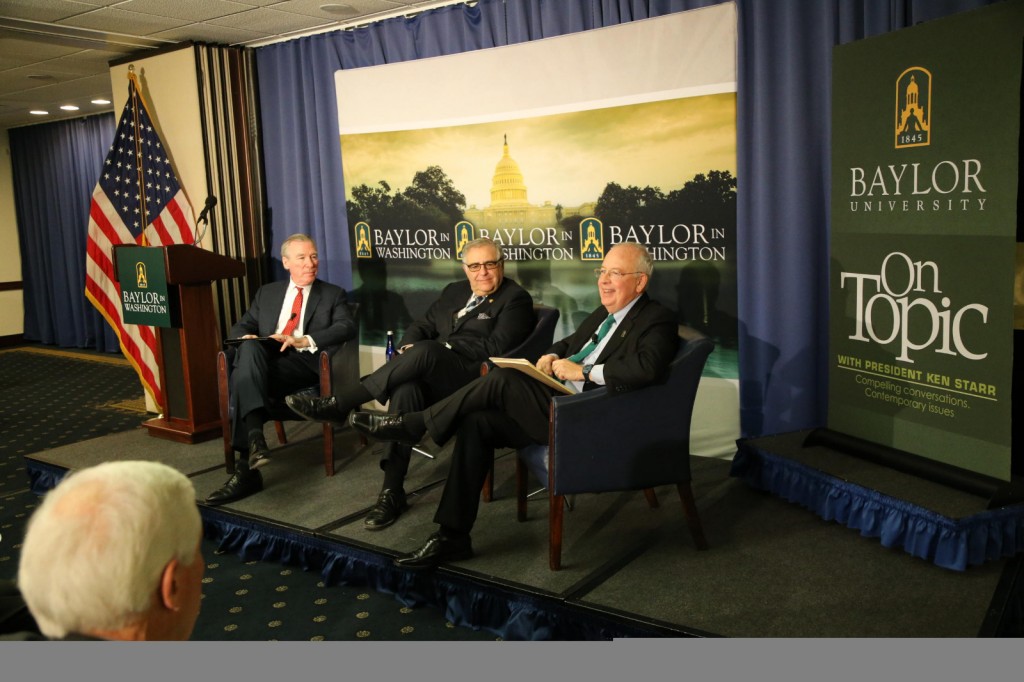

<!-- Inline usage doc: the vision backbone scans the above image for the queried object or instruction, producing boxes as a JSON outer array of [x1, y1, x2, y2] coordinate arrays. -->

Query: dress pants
[[424, 367, 555, 446], [229, 340, 319, 452], [360, 341, 481, 481], [423, 368, 559, 534]]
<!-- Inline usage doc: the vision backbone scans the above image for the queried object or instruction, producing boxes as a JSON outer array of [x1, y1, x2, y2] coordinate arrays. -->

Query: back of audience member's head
[[18, 460, 203, 640]]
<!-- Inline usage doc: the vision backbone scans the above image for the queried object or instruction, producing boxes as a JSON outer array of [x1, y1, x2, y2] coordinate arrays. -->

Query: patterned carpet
[[0, 345, 497, 641]]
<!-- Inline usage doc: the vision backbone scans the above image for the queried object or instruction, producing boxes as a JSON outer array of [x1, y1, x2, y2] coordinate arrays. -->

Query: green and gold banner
[[830, 2, 1023, 480], [335, 4, 741, 458], [115, 245, 172, 328]]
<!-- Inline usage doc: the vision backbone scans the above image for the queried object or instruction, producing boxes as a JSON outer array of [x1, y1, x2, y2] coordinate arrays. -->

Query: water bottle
[[385, 330, 396, 362]]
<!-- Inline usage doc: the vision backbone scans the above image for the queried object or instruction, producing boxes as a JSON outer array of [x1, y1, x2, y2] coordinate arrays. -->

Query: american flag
[[84, 71, 196, 410]]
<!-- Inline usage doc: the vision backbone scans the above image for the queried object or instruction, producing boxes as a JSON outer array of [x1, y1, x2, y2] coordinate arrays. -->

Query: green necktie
[[568, 314, 616, 363]]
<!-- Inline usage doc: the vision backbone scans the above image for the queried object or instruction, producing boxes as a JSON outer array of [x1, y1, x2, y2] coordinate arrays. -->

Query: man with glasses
[[346, 241, 678, 568], [286, 237, 534, 530]]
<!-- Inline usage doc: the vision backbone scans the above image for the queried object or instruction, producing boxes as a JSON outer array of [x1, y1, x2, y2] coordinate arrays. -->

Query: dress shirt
[[561, 295, 641, 392], [276, 281, 317, 352]]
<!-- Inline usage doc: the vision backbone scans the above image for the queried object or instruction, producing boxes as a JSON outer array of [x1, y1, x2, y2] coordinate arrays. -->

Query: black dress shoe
[[393, 531, 474, 570], [205, 468, 263, 506], [349, 410, 423, 445], [285, 394, 350, 425], [247, 430, 271, 470], [364, 488, 408, 531]]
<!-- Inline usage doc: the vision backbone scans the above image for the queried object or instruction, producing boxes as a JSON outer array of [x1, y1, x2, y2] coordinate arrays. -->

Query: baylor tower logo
[[895, 67, 931, 149]]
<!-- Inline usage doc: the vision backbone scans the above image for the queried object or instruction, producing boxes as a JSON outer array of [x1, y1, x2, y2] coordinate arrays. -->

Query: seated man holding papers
[[348, 241, 678, 569]]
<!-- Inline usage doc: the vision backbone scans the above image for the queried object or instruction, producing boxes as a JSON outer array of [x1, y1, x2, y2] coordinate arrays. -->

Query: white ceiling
[[0, 0, 463, 130]]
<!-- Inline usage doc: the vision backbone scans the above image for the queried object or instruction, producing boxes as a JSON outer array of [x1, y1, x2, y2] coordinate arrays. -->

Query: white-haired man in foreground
[[14, 460, 204, 641]]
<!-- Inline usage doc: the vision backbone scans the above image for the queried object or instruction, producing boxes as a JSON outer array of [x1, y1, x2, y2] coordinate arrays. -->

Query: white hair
[[280, 233, 316, 259], [17, 460, 201, 639]]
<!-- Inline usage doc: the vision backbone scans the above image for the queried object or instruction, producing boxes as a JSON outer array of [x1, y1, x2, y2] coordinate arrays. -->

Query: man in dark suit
[[205, 233, 356, 505], [348, 241, 678, 568], [286, 237, 534, 530]]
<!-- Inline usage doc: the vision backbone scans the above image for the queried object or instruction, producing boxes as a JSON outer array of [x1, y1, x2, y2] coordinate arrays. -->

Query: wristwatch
[[581, 364, 594, 382]]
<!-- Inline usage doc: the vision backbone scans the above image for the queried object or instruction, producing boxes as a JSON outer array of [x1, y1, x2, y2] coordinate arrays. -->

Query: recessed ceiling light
[[321, 3, 357, 16], [30, 110, 49, 115], [60, 105, 80, 111], [92, 99, 111, 105]]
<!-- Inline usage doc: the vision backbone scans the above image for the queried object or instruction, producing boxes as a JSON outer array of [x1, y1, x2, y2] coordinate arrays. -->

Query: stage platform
[[24, 423, 1024, 638]]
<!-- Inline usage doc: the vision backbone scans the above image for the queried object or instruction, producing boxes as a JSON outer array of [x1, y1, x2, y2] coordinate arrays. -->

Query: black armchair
[[501, 303, 560, 365], [515, 328, 713, 570], [216, 303, 361, 477]]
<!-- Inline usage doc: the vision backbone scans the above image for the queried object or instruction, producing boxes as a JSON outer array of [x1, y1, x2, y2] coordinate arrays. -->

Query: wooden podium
[[113, 244, 245, 443]]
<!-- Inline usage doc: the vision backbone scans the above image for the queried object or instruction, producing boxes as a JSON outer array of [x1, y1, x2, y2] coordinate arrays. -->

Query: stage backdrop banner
[[335, 3, 739, 457], [830, 1, 1023, 480]]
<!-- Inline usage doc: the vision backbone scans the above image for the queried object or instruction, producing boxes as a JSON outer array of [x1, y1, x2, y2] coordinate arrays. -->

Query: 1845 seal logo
[[354, 221, 373, 259], [895, 67, 931, 149]]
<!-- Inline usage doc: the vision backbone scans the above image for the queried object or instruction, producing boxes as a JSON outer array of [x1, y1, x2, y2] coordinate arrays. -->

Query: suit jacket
[[230, 279, 357, 358], [547, 293, 678, 395], [399, 277, 534, 362]]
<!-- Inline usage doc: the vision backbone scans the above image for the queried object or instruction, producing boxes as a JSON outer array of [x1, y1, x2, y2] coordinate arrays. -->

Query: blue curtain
[[10, 114, 118, 351]]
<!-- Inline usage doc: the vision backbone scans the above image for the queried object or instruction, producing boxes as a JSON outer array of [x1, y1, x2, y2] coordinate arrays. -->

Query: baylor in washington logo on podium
[[895, 67, 931, 149]]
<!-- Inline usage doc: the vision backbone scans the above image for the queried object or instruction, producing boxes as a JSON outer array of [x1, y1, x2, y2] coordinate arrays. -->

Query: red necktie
[[281, 287, 303, 336]]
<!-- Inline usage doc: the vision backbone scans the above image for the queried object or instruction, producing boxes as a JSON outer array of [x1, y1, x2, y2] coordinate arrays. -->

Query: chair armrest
[[548, 339, 709, 495], [329, 302, 361, 389]]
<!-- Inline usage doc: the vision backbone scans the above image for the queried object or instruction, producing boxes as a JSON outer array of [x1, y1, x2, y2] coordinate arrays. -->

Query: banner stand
[[804, 428, 1024, 510]]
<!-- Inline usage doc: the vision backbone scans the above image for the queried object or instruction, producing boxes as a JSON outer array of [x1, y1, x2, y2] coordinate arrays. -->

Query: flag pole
[[127, 66, 150, 247]]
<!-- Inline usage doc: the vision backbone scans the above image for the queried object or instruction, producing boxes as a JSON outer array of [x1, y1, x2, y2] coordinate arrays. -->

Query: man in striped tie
[[348, 241, 679, 569], [205, 234, 356, 506], [286, 237, 534, 530]]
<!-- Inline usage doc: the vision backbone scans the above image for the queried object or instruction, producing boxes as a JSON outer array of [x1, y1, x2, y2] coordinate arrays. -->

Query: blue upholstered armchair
[[515, 328, 713, 570], [216, 302, 361, 477]]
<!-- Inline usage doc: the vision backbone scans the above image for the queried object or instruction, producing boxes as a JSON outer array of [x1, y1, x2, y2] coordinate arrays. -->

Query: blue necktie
[[568, 314, 616, 363]]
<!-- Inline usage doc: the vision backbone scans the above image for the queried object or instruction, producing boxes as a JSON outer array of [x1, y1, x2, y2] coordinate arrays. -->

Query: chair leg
[[515, 458, 528, 521], [274, 421, 287, 445], [222, 429, 235, 475], [677, 482, 709, 550], [323, 423, 334, 476], [217, 353, 234, 474], [482, 462, 494, 503], [412, 445, 435, 459], [549, 492, 564, 571], [643, 487, 660, 508]]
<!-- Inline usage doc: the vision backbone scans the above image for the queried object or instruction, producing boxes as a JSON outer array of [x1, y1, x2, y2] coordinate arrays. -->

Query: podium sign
[[115, 246, 173, 327]]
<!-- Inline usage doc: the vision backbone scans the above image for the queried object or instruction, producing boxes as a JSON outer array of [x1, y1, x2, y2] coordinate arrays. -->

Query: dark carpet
[[0, 344, 497, 641]]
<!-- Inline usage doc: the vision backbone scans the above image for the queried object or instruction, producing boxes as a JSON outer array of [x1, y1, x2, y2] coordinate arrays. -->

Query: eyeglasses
[[464, 259, 504, 272], [594, 268, 643, 280]]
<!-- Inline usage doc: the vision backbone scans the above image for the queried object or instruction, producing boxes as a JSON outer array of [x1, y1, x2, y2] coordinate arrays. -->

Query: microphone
[[197, 195, 218, 223], [192, 195, 218, 245]]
